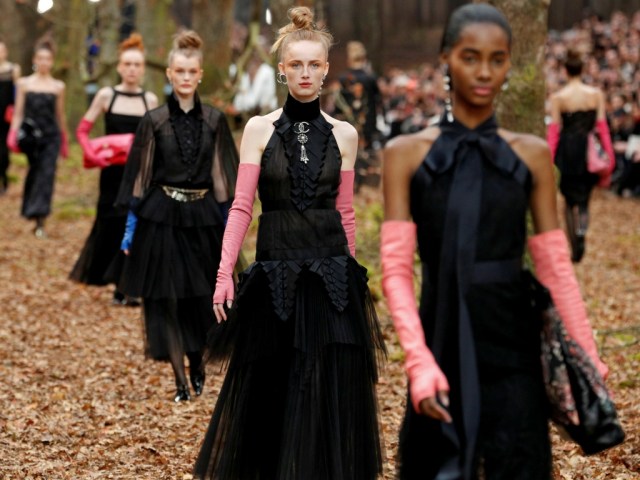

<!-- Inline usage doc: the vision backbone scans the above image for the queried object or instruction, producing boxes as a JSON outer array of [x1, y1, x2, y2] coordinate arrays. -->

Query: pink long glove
[[546, 122, 560, 161], [76, 118, 108, 167], [381, 220, 449, 412], [336, 169, 356, 256], [213, 163, 260, 305], [529, 229, 608, 379], [7, 129, 19, 153], [59, 130, 69, 159], [595, 118, 615, 187]]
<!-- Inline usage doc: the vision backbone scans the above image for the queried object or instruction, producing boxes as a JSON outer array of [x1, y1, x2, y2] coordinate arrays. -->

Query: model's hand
[[419, 391, 452, 423], [212, 278, 234, 323]]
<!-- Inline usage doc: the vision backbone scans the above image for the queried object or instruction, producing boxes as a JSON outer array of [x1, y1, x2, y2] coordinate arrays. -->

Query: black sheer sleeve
[[205, 107, 239, 202], [115, 110, 157, 208]]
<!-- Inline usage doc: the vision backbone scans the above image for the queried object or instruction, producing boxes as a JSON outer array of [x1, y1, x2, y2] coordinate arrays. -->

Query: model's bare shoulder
[[501, 130, 551, 171], [385, 126, 440, 176]]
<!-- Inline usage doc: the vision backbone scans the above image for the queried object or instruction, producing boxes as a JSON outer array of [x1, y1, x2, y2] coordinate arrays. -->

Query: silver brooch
[[293, 121, 310, 164]]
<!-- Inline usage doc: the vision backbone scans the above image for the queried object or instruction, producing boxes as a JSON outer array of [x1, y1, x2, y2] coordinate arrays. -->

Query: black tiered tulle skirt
[[194, 257, 385, 480], [107, 187, 224, 361], [70, 165, 127, 285]]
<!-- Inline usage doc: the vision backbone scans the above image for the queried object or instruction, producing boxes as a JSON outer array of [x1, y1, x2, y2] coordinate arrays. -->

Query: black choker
[[283, 94, 321, 122]]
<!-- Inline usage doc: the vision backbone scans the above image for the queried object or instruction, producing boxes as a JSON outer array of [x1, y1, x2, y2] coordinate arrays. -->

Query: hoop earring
[[443, 69, 453, 123], [32, 64, 38, 73], [318, 74, 327, 97], [276, 72, 287, 85]]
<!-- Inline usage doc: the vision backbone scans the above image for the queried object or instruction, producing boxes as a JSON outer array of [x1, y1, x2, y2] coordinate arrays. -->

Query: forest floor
[[0, 149, 638, 479]]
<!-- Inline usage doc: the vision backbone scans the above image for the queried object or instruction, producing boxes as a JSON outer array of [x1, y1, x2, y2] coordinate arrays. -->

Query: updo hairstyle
[[441, 3, 512, 53], [270, 7, 333, 60], [564, 49, 584, 77], [119, 33, 145, 55], [167, 30, 203, 65]]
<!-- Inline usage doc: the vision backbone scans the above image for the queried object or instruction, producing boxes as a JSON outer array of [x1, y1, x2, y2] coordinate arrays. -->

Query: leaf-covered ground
[[0, 151, 638, 479]]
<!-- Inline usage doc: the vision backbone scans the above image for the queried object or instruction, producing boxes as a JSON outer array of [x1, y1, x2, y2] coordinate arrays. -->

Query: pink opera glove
[[381, 220, 449, 412], [529, 229, 609, 379], [212, 163, 260, 305], [7, 129, 19, 153], [546, 122, 560, 161], [76, 118, 108, 167], [595, 118, 615, 187], [336, 169, 356, 256]]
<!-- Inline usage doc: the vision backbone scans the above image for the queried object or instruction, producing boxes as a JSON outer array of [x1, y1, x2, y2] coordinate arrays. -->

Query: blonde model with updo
[[194, 7, 384, 479], [110, 29, 240, 403], [71, 33, 159, 304]]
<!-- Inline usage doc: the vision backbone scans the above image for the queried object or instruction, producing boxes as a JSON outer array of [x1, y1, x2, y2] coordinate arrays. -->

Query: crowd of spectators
[[324, 10, 640, 196]]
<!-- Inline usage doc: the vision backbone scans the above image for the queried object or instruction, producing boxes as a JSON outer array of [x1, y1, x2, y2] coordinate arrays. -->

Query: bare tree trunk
[[0, 0, 51, 73], [51, 0, 91, 129], [478, 0, 550, 137], [192, 0, 235, 102], [92, 0, 121, 88], [134, 0, 177, 101]]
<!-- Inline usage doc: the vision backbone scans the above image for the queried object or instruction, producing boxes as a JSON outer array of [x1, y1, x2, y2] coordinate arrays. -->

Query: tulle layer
[[69, 214, 126, 285], [111, 216, 223, 299], [194, 258, 385, 480], [143, 296, 214, 361]]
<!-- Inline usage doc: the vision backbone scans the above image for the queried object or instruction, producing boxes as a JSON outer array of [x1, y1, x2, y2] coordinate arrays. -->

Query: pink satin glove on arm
[[595, 118, 615, 187], [76, 118, 108, 167], [213, 163, 260, 321], [7, 129, 19, 153], [529, 229, 609, 379], [381, 220, 450, 414], [336, 169, 356, 256], [546, 122, 560, 161]]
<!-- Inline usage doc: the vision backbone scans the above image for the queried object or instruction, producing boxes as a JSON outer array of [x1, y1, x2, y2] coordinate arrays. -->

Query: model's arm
[[516, 134, 608, 379], [381, 132, 451, 422], [212, 115, 271, 322], [7, 78, 26, 152], [55, 81, 69, 158]]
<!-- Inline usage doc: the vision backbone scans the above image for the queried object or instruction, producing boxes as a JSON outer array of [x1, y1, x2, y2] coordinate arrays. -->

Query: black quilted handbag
[[525, 271, 625, 455], [17, 117, 43, 158]]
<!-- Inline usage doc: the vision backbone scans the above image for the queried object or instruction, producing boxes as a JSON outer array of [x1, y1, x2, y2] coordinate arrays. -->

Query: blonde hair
[[119, 33, 145, 55], [270, 7, 333, 60], [167, 30, 203, 66]]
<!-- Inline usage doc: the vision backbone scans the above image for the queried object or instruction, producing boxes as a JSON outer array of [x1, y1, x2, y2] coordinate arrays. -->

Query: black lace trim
[[273, 111, 333, 212], [237, 256, 359, 321]]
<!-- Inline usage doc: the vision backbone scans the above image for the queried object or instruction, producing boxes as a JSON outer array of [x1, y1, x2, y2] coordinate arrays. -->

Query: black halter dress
[[194, 96, 385, 480], [398, 115, 551, 480], [70, 88, 148, 285]]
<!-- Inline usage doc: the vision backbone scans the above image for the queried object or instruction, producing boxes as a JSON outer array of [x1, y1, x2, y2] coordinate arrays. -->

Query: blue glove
[[121, 210, 138, 252], [218, 200, 232, 226]]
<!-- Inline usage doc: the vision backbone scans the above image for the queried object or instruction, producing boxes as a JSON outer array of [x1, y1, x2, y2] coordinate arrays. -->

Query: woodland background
[[0, 0, 638, 478]]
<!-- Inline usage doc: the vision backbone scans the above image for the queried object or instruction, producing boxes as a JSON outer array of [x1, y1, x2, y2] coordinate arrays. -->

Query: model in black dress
[[0, 38, 20, 194], [194, 7, 385, 479], [382, 5, 608, 479], [8, 41, 68, 237], [113, 31, 239, 402], [70, 34, 158, 304], [547, 50, 614, 262]]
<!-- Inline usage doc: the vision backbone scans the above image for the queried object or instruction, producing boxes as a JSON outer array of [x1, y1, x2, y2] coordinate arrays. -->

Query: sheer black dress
[[70, 89, 148, 287], [0, 64, 15, 191], [554, 109, 599, 207], [112, 93, 238, 364], [398, 115, 551, 480], [21, 92, 61, 220], [194, 97, 385, 480]]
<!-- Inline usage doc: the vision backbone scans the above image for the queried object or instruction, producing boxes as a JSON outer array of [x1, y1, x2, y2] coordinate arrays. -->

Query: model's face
[[167, 53, 203, 99], [279, 40, 329, 102], [33, 48, 54, 74], [117, 49, 145, 86], [442, 23, 511, 113]]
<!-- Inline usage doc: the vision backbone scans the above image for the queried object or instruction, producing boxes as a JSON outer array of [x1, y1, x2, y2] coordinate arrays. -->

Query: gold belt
[[161, 185, 210, 202]]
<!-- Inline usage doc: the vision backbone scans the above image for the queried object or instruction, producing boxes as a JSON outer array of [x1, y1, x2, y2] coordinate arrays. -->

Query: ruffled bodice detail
[[240, 99, 356, 322]]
